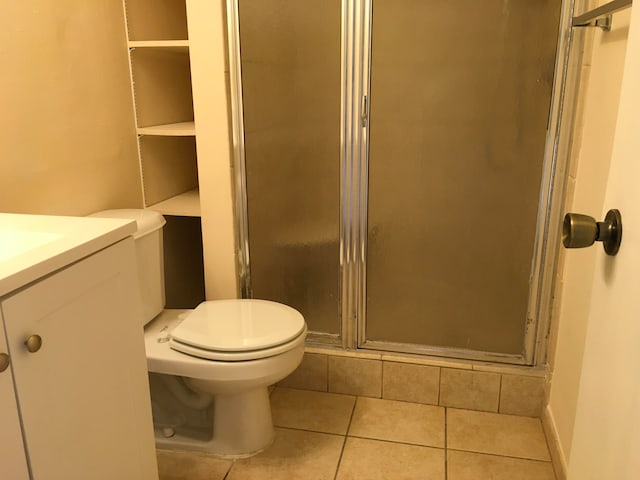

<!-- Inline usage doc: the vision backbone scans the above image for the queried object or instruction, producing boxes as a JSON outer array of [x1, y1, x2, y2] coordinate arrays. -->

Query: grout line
[[497, 374, 504, 413], [437, 367, 443, 406], [276, 425, 346, 437], [332, 434, 348, 480], [444, 407, 448, 480], [445, 405, 542, 419], [357, 395, 441, 407], [447, 447, 554, 464], [222, 459, 234, 479], [344, 434, 445, 451], [277, 386, 356, 399], [332, 397, 358, 480], [326, 355, 330, 392], [345, 396, 358, 436]]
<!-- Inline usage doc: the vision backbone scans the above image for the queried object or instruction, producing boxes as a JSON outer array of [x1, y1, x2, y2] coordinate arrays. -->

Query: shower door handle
[[361, 95, 369, 127], [562, 209, 622, 255]]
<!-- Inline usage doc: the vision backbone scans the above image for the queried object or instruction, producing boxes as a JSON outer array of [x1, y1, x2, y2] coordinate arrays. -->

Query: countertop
[[0, 213, 136, 297]]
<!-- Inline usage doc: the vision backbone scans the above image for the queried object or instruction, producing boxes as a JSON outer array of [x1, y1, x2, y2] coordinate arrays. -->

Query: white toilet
[[91, 209, 307, 458]]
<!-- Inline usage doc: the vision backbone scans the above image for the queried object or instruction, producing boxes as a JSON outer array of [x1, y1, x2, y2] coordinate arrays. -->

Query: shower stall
[[226, 0, 570, 365]]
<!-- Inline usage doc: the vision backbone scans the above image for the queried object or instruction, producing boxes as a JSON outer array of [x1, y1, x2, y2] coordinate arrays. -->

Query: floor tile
[[336, 437, 445, 480], [271, 387, 356, 435], [349, 397, 445, 447], [447, 409, 551, 461], [226, 427, 344, 480], [156, 449, 231, 480], [447, 450, 556, 480]]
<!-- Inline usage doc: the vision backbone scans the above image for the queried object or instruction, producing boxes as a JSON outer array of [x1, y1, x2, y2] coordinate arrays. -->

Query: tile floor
[[157, 387, 556, 480]]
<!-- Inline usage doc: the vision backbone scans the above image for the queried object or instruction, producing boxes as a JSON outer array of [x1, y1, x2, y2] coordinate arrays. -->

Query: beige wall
[[0, 1, 142, 216], [547, 9, 631, 473]]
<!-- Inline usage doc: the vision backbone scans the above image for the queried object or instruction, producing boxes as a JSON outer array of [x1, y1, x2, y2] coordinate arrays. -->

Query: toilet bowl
[[147, 305, 306, 457], [91, 209, 307, 458]]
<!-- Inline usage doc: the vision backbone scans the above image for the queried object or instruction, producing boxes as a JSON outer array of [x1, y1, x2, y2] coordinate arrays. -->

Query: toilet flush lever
[[562, 209, 622, 255]]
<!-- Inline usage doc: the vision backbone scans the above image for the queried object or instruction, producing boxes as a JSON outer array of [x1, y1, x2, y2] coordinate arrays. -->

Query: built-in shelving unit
[[123, 0, 200, 217], [123, 0, 208, 309], [120, 0, 240, 301]]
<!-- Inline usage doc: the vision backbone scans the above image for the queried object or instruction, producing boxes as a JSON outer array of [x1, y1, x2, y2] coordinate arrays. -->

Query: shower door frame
[[226, 0, 579, 366]]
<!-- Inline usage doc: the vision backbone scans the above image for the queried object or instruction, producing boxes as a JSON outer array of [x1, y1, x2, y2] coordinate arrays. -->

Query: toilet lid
[[169, 299, 306, 353]]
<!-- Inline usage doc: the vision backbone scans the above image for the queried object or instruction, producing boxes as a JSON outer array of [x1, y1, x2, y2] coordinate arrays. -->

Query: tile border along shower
[[278, 349, 546, 418]]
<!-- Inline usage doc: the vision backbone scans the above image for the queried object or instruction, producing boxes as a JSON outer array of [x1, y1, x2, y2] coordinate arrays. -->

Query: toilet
[[91, 209, 307, 458]]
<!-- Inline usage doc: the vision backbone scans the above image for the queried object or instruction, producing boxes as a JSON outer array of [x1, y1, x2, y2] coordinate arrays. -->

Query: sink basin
[[0, 229, 63, 262], [0, 213, 137, 297]]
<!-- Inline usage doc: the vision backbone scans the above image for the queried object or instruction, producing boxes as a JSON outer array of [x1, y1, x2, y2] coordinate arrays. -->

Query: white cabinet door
[[0, 310, 30, 480], [2, 239, 158, 480]]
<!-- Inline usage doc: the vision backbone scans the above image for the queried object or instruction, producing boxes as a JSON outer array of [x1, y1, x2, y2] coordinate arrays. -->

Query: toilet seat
[[169, 299, 306, 362]]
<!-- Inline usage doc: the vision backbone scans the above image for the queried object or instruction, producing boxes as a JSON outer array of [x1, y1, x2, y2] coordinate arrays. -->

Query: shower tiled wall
[[279, 350, 546, 418]]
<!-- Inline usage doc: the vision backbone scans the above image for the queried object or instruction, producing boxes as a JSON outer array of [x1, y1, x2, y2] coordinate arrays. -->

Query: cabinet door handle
[[24, 335, 43, 353], [0, 353, 9, 372]]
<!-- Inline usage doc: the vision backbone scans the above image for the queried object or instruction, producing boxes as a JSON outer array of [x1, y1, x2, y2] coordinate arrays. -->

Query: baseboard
[[542, 405, 568, 480]]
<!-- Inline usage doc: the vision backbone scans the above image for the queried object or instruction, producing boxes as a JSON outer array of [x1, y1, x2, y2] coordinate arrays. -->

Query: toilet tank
[[90, 209, 166, 325]]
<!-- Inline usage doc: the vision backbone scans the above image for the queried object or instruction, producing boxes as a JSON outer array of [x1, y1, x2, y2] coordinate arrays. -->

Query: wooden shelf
[[137, 121, 195, 136], [147, 188, 200, 217], [129, 40, 189, 53]]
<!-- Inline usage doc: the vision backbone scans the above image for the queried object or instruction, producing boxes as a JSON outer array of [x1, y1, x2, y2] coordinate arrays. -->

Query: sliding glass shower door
[[229, 0, 564, 361], [235, 0, 343, 336], [364, 0, 562, 355]]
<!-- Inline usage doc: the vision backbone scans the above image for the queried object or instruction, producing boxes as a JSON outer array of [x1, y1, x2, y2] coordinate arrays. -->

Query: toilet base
[[155, 386, 275, 458], [210, 386, 275, 458]]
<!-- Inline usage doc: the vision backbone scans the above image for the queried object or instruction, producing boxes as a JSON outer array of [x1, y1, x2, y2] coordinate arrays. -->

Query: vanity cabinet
[[0, 238, 158, 479], [0, 312, 29, 479]]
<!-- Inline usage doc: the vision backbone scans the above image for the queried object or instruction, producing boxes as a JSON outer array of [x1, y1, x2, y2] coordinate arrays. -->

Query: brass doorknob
[[24, 335, 43, 353], [0, 353, 10, 372], [562, 209, 622, 256]]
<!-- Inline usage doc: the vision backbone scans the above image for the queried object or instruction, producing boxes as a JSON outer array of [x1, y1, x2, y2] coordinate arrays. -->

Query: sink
[[0, 229, 63, 262], [0, 213, 137, 297]]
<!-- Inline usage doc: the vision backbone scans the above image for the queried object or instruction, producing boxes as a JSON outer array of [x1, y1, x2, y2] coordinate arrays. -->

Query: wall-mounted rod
[[572, 0, 632, 29]]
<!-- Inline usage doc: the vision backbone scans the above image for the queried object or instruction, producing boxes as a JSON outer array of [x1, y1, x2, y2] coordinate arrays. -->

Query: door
[[363, 0, 562, 359], [567, 4, 640, 478], [228, 0, 566, 360], [232, 0, 343, 337], [0, 310, 29, 480]]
